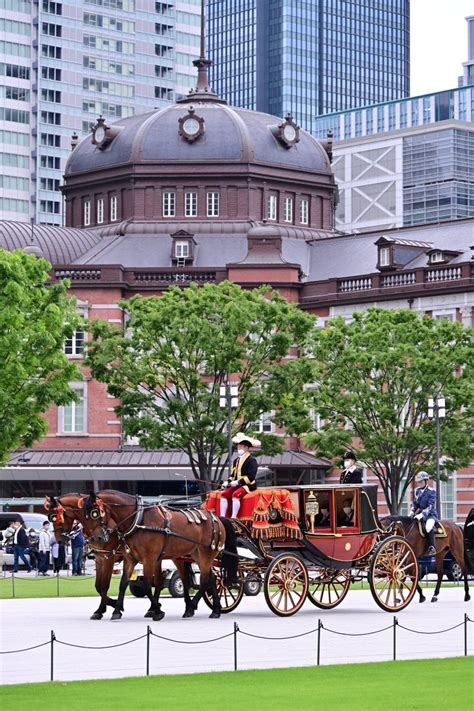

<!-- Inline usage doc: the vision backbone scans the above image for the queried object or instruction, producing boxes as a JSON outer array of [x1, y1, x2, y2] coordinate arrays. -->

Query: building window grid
[[267, 194, 277, 220], [283, 196, 293, 223], [97, 197, 104, 224], [83, 199, 91, 226], [163, 191, 176, 217], [300, 198, 309, 225], [59, 384, 86, 434], [207, 192, 219, 217], [184, 191, 197, 217]]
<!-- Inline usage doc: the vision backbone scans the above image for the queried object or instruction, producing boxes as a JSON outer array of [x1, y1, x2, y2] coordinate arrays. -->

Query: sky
[[410, 0, 473, 96]]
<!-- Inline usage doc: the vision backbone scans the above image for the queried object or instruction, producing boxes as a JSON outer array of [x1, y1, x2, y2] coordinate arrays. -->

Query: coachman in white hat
[[219, 432, 260, 519]]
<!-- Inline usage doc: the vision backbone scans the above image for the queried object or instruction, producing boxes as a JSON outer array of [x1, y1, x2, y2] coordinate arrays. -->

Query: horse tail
[[462, 525, 474, 575], [220, 517, 239, 585]]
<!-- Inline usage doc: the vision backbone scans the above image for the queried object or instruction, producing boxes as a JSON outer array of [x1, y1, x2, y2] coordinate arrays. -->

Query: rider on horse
[[409, 471, 438, 555]]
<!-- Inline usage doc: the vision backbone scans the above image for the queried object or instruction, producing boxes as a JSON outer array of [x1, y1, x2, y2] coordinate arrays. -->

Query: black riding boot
[[427, 528, 436, 556]]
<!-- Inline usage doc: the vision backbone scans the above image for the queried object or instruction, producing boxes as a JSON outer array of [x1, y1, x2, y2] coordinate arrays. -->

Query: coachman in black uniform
[[219, 432, 260, 518], [339, 451, 363, 484]]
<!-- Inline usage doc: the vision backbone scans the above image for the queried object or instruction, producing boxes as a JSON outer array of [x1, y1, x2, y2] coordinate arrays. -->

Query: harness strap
[[121, 495, 145, 538]]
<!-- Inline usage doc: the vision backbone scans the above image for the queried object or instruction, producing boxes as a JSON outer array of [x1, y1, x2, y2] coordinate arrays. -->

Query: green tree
[[0, 249, 81, 465], [305, 309, 473, 514], [86, 281, 314, 484]]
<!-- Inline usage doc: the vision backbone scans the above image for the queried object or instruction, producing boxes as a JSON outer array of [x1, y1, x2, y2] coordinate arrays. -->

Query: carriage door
[[335, 489, 359, 532]]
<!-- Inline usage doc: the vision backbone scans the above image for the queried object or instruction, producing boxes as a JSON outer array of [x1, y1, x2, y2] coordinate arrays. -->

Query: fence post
[[50, 630, 56, 682], [393, 617, 398, 661], [11, 571, 15, 598], [464, 614, 468, 657], [317, 619, 322, 666], [146, 625, 151, 676], [233, 622, 239, 671]]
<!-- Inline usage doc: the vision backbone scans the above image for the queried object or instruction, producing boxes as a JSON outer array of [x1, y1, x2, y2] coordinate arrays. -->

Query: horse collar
[[121, 495, 145, 538]]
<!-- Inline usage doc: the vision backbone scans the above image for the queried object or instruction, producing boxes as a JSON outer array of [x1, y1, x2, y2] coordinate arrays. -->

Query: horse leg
[[431, 552, 444, 602], [91, 557, 116, 620], [463, 573, 471, 602], [139, 558, 163, 622], [111, 556, 136, 620], [175, 559, 196, 619], [417, 582, 426, 603], [144, 562, 164, 620]]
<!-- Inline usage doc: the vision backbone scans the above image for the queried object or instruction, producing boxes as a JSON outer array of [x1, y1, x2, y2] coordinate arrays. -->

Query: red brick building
[[0, 77, 472, 521]]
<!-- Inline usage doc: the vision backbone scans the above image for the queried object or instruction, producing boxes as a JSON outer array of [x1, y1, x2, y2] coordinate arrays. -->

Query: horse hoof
[[209, 611, 221, 619], [111, 612, 122, 620], [419, 597, 426, 603], [144, 610, 154, 618], [431, 597, 438, 603], [153, 611, 165, 622], [90, 612, 103, 620], [465, 594, 471, 602], [182, 608, 195, 619]]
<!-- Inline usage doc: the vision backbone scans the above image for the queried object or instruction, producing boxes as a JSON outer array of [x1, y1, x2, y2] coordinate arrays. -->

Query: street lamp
[[428, 395, 446, 518], [219, 382, 239, 479], [174, 472, 188, 501]]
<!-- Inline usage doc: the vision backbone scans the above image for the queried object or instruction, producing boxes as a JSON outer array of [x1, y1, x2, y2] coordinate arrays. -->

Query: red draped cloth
[[203, 489, 302, 540]]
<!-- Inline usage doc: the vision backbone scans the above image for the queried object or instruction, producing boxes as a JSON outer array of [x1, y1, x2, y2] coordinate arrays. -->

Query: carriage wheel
[[264, 553, 308, 617], [203, 566, 244, 614], [307, 568, 351, 609], [368, 535, 419, 612]]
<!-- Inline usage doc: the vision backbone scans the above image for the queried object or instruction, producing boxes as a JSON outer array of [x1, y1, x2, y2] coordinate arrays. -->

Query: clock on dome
[[272, 114, 300, 149], [178, 107, 205, 143]]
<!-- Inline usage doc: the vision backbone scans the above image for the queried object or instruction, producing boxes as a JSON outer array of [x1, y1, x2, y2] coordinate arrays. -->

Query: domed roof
[[65, 102, 331, 177]]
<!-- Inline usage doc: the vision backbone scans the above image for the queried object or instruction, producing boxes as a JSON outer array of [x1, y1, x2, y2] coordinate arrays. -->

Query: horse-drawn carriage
[[203, 483, 419, 615], [46, 483, 426, 620]]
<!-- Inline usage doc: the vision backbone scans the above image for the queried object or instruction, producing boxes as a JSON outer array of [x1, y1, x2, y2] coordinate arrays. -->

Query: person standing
[[12, 522, 32, 573], [69, 520, 85, 575], [38, 520, 52, 575], [219, 432, 260, 519], [51, 533, 66, 573], [410, 471, 439, 555], [339, 451, 363, 484]]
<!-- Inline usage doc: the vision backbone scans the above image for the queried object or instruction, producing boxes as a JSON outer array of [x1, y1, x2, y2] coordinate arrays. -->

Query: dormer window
[[378, 245, 391, 268], [429, 251, 445, 264], [171, 229, 195, 266]]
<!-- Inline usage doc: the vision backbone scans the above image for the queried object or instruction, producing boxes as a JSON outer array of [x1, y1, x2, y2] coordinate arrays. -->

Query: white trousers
[[425, 517, 436, 533]]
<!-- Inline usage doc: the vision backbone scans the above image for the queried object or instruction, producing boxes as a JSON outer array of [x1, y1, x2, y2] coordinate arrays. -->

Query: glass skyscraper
[[0, 0, 201, 225], [207, 0, 410, 132]]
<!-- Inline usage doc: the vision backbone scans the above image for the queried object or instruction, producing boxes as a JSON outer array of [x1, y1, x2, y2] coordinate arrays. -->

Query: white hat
[[417, 471, 430, 481], [232, 432, 261, 448]]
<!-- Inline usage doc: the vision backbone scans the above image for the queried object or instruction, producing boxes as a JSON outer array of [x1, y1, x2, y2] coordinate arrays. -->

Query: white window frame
[[97, 197, 104, 224], [439, 471, 455, 520], [184, 191, 197, 217], [163, 191, 176, 217], [379, 246, 390, 267], [110, 194, 118, 221], [207, 192, 219, 217], [429, 251, 444, 264], [59, 383, 87, 434], [283, 197, 293, 223], [253, 411, 274, 434], [64, 306, 87, 358], [175, 240, 190, 258], [83, 199, 91, 226], [433, 310, 456, 322], [300, 198, 309, 225], [267, 194, 277, 221]]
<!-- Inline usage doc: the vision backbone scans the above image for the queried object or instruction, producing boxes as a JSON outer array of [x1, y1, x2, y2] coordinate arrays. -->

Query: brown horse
[[46, 494, 167, 621], [81, 490, 237, 619], [381, 516, 471, 603]]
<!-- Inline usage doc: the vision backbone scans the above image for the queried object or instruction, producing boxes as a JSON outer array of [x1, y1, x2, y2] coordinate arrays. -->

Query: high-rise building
[[207, 0, 410, 131], [313, 16, 474, 234], [0, 0, 201, 225]]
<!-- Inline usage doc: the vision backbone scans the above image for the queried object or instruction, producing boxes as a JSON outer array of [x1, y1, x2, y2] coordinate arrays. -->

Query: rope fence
[[1, 616, 472, 681]]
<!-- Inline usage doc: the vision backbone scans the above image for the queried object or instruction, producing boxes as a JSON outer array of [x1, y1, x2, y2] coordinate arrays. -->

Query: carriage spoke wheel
[[307, 568, 351, 609], [368, 535, 419, 612], [203, 565, 244, 613], [264, 553, 308, 617]]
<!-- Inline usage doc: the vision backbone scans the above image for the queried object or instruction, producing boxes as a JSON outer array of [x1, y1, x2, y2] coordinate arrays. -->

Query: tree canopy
[[0, 249, 81, 465], [86, 281, 315, 483], [305, 308, 473, 513]]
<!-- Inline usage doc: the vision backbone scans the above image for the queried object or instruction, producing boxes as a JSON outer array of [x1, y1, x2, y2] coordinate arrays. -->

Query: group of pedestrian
[[3, 519, 85, 575]]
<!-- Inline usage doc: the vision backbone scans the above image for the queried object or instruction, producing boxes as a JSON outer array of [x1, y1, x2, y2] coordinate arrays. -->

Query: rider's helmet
[[417, 471, 430, 481]]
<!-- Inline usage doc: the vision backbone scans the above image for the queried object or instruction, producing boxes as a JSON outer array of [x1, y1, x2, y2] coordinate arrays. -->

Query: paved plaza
[[0, 586, 472, 685]]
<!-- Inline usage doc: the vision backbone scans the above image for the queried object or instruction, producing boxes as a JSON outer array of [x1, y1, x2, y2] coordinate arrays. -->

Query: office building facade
[[207, 0, 410, 131], [0, 0, 201, 225], [313, 85, 474, 233]]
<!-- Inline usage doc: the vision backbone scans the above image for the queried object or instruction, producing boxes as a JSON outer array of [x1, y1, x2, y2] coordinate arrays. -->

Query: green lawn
[[0, 574, 141, 599], [0, 658, 472, 710]]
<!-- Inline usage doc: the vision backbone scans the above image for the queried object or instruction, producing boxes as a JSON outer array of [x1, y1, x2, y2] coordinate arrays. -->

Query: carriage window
[[336, 491, 356, 527], [304, 490, 332, 532]]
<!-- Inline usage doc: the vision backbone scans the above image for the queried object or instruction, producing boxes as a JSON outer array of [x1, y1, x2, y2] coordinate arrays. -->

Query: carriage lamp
[[305, 491, 319, 534]]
